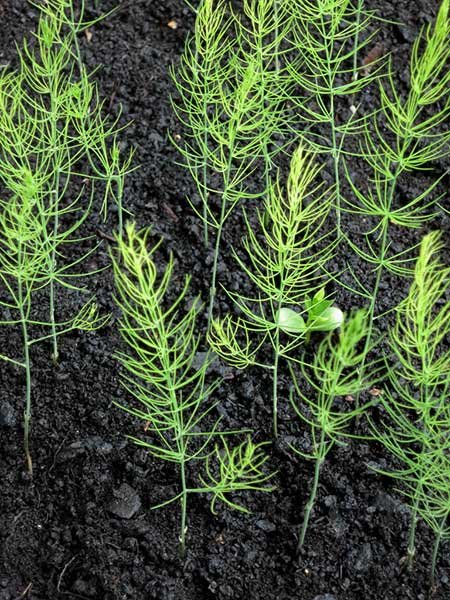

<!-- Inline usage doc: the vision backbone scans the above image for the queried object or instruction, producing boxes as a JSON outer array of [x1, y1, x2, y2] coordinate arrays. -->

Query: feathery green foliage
[[208, 146, 342, 436], [0, 0, 129, 473], [289, 309, 380, 550], [371, 232, 450, 576], [0, 0, 132, 361], [340, 0, 450, 398], [171, 0, 295, 325], [290, 0, 384, 234], [0, 168, 108, 474], [113, 223, 275, 555], [200, 436, 275, 515]]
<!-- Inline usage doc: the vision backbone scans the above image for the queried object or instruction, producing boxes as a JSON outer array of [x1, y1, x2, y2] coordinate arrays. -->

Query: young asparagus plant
[[0, 0, 133, 361], [289, 309, 381, 551], [340, 0, 450, 394], [171, 0, 295, 325], [370, 231, 450, 572], [208, 146, 342, 437], [29, 0, 116, 76], [290, 0, 384, 236], [410, 452, 450, 592], [0, 169, 108, 474], [112, 224, 275, 556]]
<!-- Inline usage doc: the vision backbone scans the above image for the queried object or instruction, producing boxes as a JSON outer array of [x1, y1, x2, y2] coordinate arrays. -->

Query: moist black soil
[[1, 1, 449, 599]]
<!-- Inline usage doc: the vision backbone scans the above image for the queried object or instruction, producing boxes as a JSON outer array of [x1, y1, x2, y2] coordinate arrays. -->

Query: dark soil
[[1, 1, 449, 599]]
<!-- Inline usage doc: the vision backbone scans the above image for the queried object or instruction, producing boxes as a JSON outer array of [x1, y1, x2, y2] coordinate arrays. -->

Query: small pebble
[[107, 483, 141, 519], [256, 519, 276, 533]]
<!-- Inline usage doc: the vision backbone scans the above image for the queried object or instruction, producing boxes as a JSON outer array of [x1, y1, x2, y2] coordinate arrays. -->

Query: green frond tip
[[208, 315, 257, 369], [390, 230, 450, 388], [72, 300, 110, 331], [370, 230, 450, 571], [201, 436, 276, 515]]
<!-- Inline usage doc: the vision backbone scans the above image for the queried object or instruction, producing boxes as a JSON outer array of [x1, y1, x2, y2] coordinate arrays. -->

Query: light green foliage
[[0, 0, 132, 358], [290, 0, 383, 233], [0, 169, 108, 473], [345, 0, 450, 245], [371, 232, 450, 577], [113, 224, 275, 554], [340, 0, 450, 402], [200, 436, 276, 514], [171, 0, 295, 324], [289, 308, 379, 550], [208, 146, 340, 436], [0, 0, 126, 473]]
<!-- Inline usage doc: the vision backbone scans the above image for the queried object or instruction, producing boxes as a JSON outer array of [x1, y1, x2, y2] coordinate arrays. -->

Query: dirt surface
[[1, 1, 449, 599]]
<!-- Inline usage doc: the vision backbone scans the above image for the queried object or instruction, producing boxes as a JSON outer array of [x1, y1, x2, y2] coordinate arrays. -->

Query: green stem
[[0, 354, 26, 369], [354, 172, 397, 406], [329, 93, 342, 238], [117, 178, 124, 236], [272, 346, 280, 438], [274, 0, 280, 74], [207, 214, 225, 327], [430, 517, 445, 589], [206, 149, 234, 327], [179, 457, 188, 558], [49, 58, 61, 362], [351, 0, 363, 107], [298, 444, 324, 553], [407, 492, 420, 568], [271, 274, 287, 438], [69, 2, 85, 76], [50, 206, 59, 363], [18, 281, 33, 476], [193, 0, 209, 248]]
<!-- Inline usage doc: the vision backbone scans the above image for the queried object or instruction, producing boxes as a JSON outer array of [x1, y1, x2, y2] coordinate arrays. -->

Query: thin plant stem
[[329, 92, 342, 237], [430, 516, 446, 588], [407, 493, 420, 567], [274, 0, 280, 74], [207, 151, 233, 326], [351, 0, 364, 107], [272, 346, 280, 437], [49, 65, 61, 362], [0, 354, 26, 369], [194, 0, 209, 248], [354, 222, 387, 405], [271, 289, 286, 438], [49, 206, 59, 362], [18, 278, 33, 476], [355, 161, 402, 404], [117, 177, 124, 236], [179, 456, 188, 557], [69, 3, 84, 76], [207, 213, 225, 327], [298, 444, 324, 553]]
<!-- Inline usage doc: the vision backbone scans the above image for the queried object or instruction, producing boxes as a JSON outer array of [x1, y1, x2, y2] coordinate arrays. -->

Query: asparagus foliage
[[0, 0, 132, 362], [289, 309, 380, 551], [208, 146, 342, 437], [290, 0, 384, 235], [341, 0, 450, 395], [112, 223, 275, 555], [0, 168, 108, 474], [171, 0, 295, 325], [371, 232, 450, 578], [0, 0, 127, 473]]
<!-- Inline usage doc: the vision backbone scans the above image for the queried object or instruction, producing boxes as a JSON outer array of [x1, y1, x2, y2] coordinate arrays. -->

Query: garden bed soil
[[1, 1, 450, 599]]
